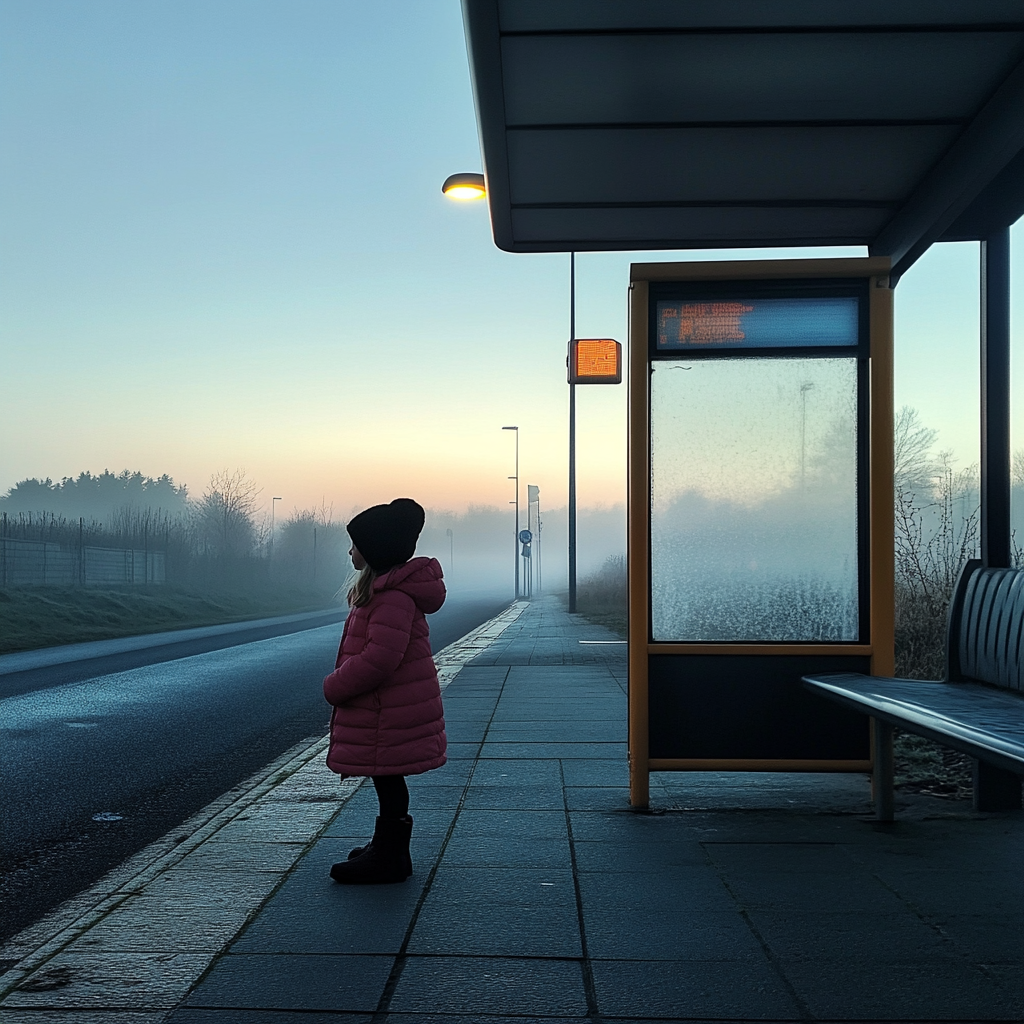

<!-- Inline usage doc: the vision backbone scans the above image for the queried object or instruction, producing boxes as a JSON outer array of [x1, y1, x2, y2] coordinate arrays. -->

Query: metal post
[[537, 505, 542, 593], [514, 430, 520, 599], [800, 382, 814, 489], [981, 228, 1011, 569], [568, 251, 577, 612], [503, 426, 520, 599], [977, 230, 1020, 810], [271, 496, 281, 565], [872, 718, 895, 822]]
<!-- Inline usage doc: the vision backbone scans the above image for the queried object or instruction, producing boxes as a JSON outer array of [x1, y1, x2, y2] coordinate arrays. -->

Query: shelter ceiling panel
[[510, 206, 891, 249], [497, 0, 1024, 32], [465, 0, 1024, 259], [507, 127, 958, 205], [501, 33, 1022, 126]]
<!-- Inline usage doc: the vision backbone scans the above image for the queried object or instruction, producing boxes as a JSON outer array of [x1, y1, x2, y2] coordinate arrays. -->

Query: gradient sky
[[2, 0, 1022, 525]]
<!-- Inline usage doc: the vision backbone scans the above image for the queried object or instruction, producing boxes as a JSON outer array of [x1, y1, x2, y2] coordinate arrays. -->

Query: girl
[[323, 497, 447, 884]]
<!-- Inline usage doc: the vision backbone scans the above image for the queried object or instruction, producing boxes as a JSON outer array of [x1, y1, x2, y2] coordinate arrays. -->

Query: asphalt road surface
[[0, 591, 509, 945]]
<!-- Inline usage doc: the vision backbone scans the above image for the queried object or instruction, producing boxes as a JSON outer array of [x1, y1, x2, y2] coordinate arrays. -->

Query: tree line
[[0, 469, 339, 593]]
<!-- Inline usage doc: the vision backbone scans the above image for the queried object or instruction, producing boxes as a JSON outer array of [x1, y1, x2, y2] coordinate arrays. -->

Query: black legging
[[372, 775, 409, 819]]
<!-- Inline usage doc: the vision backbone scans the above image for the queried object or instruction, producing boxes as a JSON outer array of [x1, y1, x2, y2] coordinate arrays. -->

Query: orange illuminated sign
[[569, 338, 622, 384]]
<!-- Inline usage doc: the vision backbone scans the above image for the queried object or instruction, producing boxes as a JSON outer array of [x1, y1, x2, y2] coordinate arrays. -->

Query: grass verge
[[0, 585, 340, 655], [573, 555, 627, 637]]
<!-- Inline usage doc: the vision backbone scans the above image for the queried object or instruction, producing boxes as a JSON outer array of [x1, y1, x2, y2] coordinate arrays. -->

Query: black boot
[[347, 813, 414, 861], [330, 816, 412, 884]]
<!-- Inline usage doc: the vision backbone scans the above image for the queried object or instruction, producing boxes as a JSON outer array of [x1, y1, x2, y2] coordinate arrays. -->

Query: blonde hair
[[347, 564, 378, 608]]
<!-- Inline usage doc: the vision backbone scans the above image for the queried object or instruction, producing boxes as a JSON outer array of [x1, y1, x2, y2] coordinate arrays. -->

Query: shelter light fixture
[[442, 172, 486, 200]]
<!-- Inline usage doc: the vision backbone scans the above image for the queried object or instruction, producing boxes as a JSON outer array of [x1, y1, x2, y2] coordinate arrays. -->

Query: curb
[[0, 600, 529, 1016]]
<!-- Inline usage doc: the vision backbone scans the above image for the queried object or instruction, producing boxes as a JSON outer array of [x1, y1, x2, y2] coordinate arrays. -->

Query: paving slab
[[387, 956, 588, 1016], [182, 954, 394, 1012], [589, 958, 802, 1019], [6, 594, 1024, 1022]]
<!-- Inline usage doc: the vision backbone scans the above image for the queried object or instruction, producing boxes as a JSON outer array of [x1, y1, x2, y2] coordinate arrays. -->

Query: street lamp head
[[502, 425, 518, 431], [442, 172, 486, 200]]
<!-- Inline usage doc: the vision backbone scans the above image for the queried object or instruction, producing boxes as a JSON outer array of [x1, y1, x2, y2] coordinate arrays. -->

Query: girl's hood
[[374, 556, 446, 614]]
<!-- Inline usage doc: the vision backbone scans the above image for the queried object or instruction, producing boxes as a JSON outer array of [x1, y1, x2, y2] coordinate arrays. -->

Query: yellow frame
[[628, 258, 894, 807]]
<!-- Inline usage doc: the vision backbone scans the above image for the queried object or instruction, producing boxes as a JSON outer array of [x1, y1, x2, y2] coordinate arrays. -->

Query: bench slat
[[959, 568, 1024, 693], [802, 672, 1024, 776]]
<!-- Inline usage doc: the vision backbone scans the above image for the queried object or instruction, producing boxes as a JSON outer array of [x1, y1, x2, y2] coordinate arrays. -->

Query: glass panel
[[651, 357, 859, 641], [656, 296, 859, 351]]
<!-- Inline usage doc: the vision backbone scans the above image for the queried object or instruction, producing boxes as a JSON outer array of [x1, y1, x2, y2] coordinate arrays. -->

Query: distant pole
[[800, 382, 814, 489], [514, 432, 519, 598], [527, 494, 532, 598], [446, 527, 454, 574], [271, 496, 282, 564], [538, 508, 542, 593], [502, 426, 520, 599], [313, 526, 317, 582], [568, 251, 577, 612]]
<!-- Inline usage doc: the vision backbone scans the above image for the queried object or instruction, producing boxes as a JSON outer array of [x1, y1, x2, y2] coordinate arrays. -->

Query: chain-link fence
[[0, 537, 166, 587]]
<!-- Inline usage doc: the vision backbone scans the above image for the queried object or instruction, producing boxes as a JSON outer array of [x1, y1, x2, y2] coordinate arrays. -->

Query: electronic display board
[[570, 338, 622, 384], [656, 296, 858, 351]]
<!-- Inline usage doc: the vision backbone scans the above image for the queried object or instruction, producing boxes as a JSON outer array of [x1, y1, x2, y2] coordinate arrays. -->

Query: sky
[[2, 0, 1022, 536]]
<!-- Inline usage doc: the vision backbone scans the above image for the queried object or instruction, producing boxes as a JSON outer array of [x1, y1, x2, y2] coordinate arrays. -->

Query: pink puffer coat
[[323, 556, 447, 776]]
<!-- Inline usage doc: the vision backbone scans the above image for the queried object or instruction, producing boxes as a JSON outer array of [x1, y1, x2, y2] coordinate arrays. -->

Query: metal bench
[[803, 560, 1024, 820]]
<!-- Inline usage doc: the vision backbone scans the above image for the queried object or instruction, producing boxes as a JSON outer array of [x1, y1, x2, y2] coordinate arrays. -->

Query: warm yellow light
[[442, 172, 486, 201], [570, 338, 622, 384]]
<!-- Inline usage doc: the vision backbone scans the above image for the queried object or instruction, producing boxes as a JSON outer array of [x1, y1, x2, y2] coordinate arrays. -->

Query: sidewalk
[[4, 596, 1024, 1021]]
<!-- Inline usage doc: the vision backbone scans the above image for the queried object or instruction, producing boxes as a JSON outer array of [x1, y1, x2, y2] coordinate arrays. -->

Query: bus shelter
[[461, 1, 1024, 807], [627, 257, 892, 805]]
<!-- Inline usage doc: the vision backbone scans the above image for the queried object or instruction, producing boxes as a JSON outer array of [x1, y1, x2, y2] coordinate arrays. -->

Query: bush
[[575, 555, 627, 636]]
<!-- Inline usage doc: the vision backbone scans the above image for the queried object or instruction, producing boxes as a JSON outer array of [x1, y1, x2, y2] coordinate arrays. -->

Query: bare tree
[[1012, 448, 1024, 489], [892, 409, 979, 678], [196, 469, 262, 558], [894, 406, 938, 492]]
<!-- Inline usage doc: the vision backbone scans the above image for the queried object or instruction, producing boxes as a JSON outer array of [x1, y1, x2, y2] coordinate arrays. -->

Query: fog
[[416, 503, 626, 598], [0, 470, 626, 603]]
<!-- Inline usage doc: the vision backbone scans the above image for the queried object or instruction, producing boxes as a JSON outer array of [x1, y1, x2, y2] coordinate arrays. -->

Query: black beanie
[[347, 498, 425, 573]]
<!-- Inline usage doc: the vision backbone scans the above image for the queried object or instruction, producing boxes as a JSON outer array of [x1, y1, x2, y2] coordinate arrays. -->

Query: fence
[[0, 537, 166, 587]]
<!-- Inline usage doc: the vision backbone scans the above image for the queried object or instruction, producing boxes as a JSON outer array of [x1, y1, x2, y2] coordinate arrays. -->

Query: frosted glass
[[651, 357, 860, 641]]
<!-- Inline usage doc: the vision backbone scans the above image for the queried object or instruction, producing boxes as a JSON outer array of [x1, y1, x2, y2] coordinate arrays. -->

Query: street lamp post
[[568, 252, 577, 612], [799, 383, 814, 489], [271, 496, 282, 562], [502, 426, 519, 599]]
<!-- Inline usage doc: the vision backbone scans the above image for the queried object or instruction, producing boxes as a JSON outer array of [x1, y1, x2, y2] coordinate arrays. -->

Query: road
[[0, 591, 509, 945]]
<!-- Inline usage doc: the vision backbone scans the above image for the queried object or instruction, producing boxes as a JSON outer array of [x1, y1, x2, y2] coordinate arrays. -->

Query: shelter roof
[[462, 1, 1024, 277]]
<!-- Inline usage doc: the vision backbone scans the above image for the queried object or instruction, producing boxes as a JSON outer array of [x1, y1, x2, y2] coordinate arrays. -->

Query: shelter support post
[[628, 280, 650, 809], [869, 276, 896, 679], [976, 228, 1020, 811], [872, 718, 895, 822], [981, 228, 1011, 570], [973, 760, 1023, 812]]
